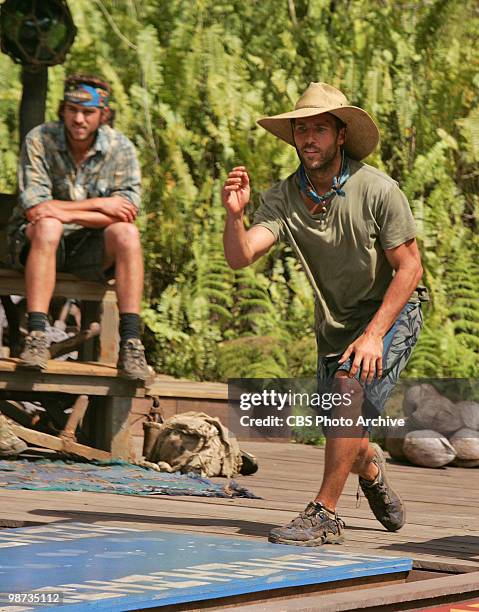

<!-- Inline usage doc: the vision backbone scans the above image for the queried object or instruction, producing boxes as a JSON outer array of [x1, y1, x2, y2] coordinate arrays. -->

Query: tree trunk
[[19, 66, 48, 145]]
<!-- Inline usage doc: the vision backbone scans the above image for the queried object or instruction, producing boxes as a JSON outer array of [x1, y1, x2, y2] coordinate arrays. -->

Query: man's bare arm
[[224, 218, 276, 269], [222, 166, 276, 269], [339, 238, 423, 383], [25, 196, 137, 226], [364, 238, 423, 338]]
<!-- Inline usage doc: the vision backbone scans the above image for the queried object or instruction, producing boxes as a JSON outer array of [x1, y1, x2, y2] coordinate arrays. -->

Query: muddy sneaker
[[117, 339, 151, 382], [268, 501, 345, 546], [19, 331, 50, 369], [359, 442, 405, 532], [0, 414, 27, 456]]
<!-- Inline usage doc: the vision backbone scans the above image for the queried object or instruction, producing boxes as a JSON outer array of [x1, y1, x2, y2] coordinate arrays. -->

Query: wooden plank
[[137, 493, 477, 533], [0, 359, 145, 397], [0, 269, 113, 301], [0, 488, 471, 547], [9, 422, 112, 461], [98, 290, 119, 365], [0, 358, 117, 376], [10, 423, 64, 451], [0, 371, 144, 397], [151, 573, 409, 612], [49, 323, 100, 359], [227, 572, 479, 612], [147, 376, 228, 400]]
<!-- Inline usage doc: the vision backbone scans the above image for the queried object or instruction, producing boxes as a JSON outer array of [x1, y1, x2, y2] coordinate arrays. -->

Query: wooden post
[[99, 290, 120, 365], [94, 396, 135, 461], [20, 66, 48, 144]]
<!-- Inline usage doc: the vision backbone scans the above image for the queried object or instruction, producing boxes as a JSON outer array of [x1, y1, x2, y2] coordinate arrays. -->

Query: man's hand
[[26, 202, 72, 224], [222, 166, 251, 216], [97, 197, 137, 223], [338, 331, 384, 384]]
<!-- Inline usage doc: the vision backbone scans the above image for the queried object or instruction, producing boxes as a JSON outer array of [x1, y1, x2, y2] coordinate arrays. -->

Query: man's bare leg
[[103, 222, 149, 380], [103, 222, 143, 313], [314, 372, 378, 511], [269, 370, 405, 545], [25, 218, 63, 312], [350, 437, 379, 479], [19, 218, 63, 368], [313, 371, 405, 533]]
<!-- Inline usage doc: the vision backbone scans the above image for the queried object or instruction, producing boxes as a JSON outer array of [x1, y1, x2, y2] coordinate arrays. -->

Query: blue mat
[[0, 523, 412, 611], [0, 459, 258, 498]]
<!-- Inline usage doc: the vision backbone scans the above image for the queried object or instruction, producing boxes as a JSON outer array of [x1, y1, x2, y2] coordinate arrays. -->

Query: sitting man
[[7, 74, 150, 381]]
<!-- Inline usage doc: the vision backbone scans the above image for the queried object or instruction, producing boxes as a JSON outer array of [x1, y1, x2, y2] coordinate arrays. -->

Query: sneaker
[[19, 331, 50, 369], [117, 339, 151, 382], [0, 414, 27, 456], [268, 501, 345, 546], [359, 442, 405, 532]]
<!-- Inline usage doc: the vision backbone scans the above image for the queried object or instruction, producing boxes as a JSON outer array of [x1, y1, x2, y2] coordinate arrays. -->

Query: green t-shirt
[[252, 159, 417, 356]]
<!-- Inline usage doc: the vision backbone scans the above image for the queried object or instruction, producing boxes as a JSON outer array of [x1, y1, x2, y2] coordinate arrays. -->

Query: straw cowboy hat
[[257, 82, 380, 161]]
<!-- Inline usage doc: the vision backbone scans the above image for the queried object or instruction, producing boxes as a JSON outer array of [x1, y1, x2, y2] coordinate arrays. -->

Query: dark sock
[[119, 313, 141, 343], [314, 501, 336, 515], [27, 312, 48, 333]]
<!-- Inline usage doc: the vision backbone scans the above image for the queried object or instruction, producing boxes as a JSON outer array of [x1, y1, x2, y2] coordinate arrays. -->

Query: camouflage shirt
[[9, 121, 141, 235]]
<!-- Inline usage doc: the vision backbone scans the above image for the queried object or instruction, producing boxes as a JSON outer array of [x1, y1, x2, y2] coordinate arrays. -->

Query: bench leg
[[79, 293, 119, 365], [94, 396, 135, 461], [99, 292, 119, 365]]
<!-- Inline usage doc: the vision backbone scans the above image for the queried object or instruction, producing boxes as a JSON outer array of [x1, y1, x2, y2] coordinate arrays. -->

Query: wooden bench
[[0, 359, 146, 460], [0, 268, 119, 364], [0, 193, 147, 460], [0, 192, 119, 364]]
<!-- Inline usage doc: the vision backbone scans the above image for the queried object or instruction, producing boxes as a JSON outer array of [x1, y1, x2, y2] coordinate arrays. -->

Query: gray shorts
[[8, 225, 114, 282], [317, 302, 423, 427]]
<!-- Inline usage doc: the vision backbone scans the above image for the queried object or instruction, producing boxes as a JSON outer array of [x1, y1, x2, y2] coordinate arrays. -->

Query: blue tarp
[[0, 459, 259, 498]]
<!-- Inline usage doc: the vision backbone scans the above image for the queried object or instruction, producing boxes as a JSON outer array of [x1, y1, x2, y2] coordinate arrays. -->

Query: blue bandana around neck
[[297, 152, 350, 206]]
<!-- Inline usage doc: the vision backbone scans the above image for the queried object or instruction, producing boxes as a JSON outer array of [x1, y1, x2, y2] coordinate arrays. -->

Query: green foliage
[[1, 0, 478, 379], [0, 56, 20, 192]]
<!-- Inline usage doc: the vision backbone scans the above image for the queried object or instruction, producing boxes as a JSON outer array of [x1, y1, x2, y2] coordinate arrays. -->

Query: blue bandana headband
[[64, 83, 109, 108], [297, 151, 350, 208]]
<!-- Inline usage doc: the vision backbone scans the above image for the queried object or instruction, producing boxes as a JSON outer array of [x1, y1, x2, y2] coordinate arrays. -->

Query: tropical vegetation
[[0, 0, 478, 381]]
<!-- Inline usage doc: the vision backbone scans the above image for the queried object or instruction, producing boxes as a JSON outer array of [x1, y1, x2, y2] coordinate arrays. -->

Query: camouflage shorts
[[317, 301, 423, 424], [8, 226, 114, 282]]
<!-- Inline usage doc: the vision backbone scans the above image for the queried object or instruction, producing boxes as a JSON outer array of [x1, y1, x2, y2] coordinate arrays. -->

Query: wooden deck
[[0, 441, 478, 609], [0, 442, 479, 612]]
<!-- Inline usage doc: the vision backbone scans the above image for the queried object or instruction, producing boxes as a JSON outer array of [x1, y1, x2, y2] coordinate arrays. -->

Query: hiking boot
[[117, 339, 151, 382], [268, 501, 345, 546], [19, 331, 50, 370], [0, 414, 27, 457], [359, 442, 405, 532]]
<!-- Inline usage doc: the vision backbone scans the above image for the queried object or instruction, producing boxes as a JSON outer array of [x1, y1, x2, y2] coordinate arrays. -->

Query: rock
[[385, 419, 411, 461], [403, 383, 441, 417], [449, 428, 479, 467], [410, 396, 462, 435], [452, 458, 479, 468], [403, 430, 456, 468], [457, 401, 479, 431]]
